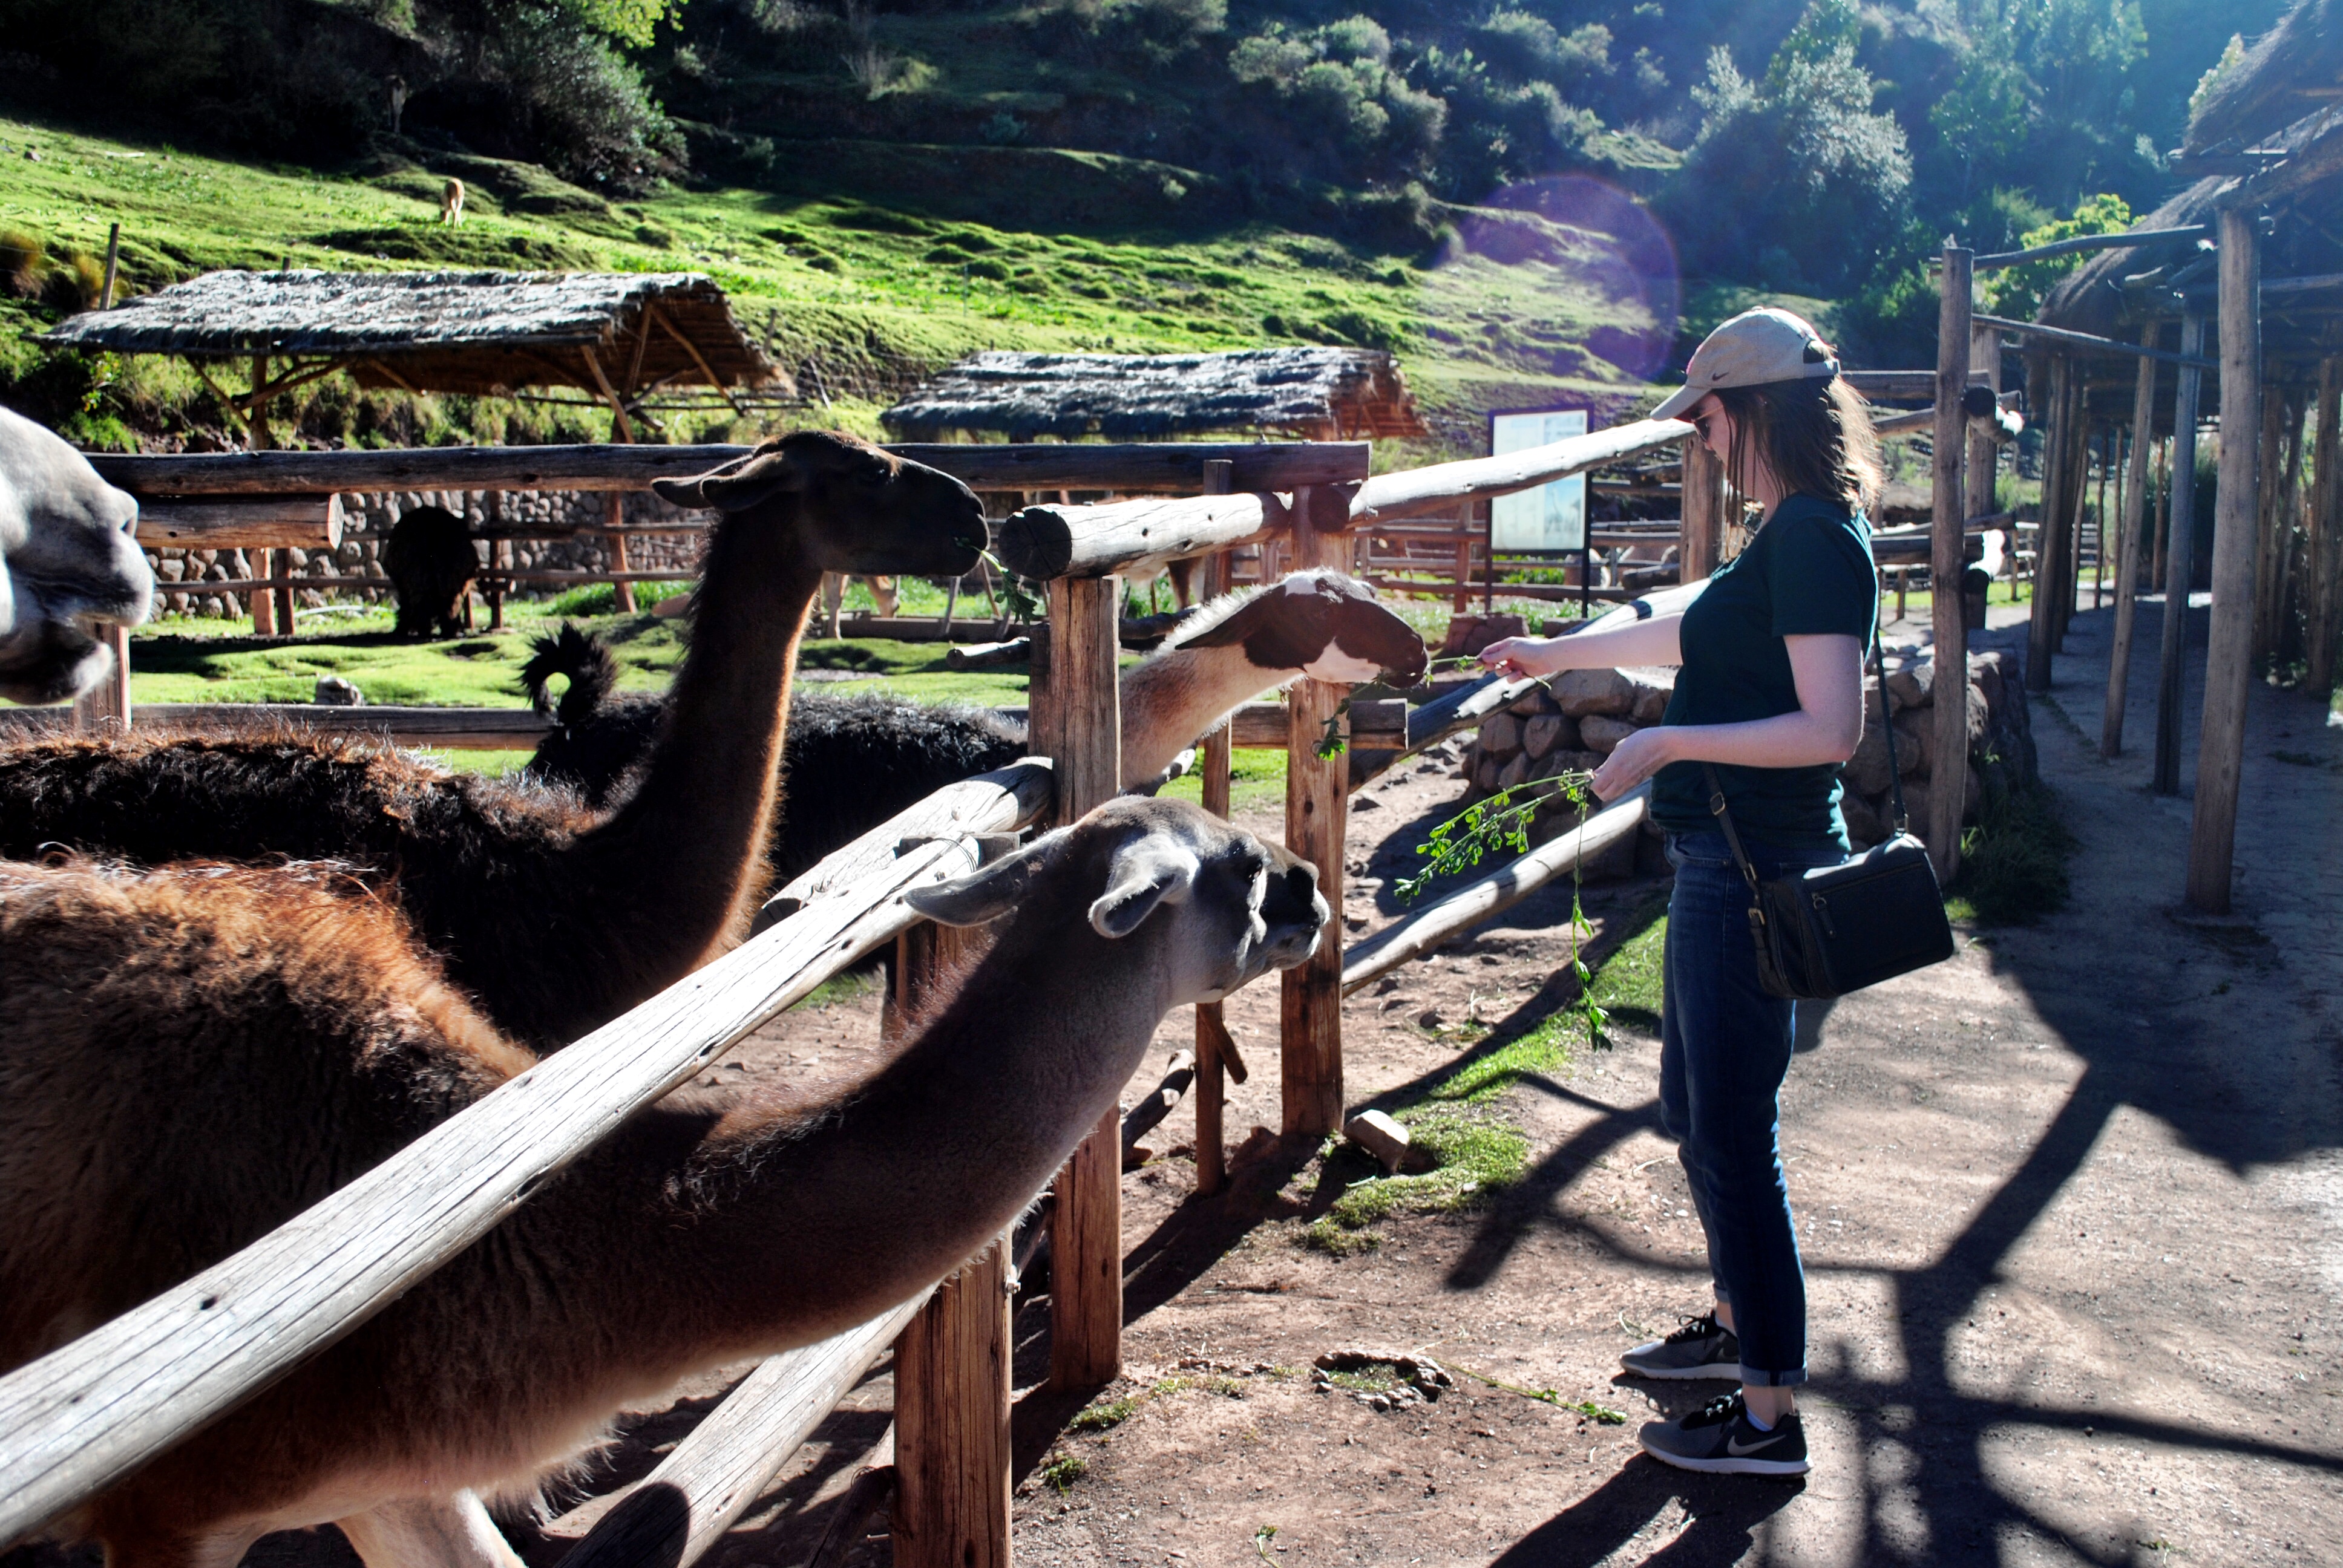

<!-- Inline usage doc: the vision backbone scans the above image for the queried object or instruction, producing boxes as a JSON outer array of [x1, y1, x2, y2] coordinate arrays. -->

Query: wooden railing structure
[[5, 418, 1726, 1566]]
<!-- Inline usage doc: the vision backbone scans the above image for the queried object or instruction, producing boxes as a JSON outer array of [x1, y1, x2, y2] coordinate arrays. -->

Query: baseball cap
[[1651, 307, 1840, 422]]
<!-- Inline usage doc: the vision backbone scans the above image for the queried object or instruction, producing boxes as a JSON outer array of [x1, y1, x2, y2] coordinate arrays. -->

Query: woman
[[1480, 307, 1881, 1477]]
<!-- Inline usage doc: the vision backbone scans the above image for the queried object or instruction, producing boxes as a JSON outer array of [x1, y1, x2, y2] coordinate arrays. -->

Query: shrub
[[1953, 781, 2076, 925]]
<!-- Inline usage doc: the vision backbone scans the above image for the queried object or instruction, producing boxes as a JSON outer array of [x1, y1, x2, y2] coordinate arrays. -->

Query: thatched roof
[[2185, 0, 2343, 157], [2035, 180, 2229, 341], [41, 271, 779, 396], [879, 348, 1426, 442]]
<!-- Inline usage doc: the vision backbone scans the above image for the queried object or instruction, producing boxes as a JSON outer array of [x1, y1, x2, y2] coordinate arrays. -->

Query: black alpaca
[[386, 506, 479, 638]]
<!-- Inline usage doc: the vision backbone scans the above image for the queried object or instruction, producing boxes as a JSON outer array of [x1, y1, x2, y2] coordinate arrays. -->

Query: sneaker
[[1620, 1312, 1746, 1382], [1637, 1391, 1809, 1476]]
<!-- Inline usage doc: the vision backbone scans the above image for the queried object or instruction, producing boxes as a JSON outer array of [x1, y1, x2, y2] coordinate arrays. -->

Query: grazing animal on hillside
[[0, 432, 989, 1051], [0, 797, 1326, 1568], [384, 505, 479, 639], [522, 568, 1429, 881], [441, 177, 465, 224], [0, 402, 152, 704]]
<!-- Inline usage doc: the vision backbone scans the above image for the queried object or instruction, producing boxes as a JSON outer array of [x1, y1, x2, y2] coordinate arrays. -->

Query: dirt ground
[[11, 596, 2341, 1568]]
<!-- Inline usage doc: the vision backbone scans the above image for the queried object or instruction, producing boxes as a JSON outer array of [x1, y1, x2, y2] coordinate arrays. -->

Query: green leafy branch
[[978, 549, 1043, 628], [1316, 695, 1353, 758]]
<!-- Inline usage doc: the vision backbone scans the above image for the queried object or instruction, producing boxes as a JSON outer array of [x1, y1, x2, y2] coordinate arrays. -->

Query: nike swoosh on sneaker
[[1726, 1431, 1785, 1456]]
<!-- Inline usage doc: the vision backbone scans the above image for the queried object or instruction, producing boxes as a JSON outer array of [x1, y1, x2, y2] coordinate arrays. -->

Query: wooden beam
[[1974, 225, 2209, 270], [1341, 788, 1650, 996], [2218, 120, 2343, 211], [1680, 436, 1721, 582], [649, 303, 746, 414], [1193, 468, 1234, 1199], [1930, 245, 1973, 877], [1351, 419, 1693, 522], [2026, 356, 2071, 692], [0, 765, 1054, 1545], [997, 492, 1286, 580], [1280, 489, 1347, 1138], [557, 1292, 932, 1568], [68, 624, 131, 733], [88, 443, 1370, 500], [1031, 575, 1124, 1390], [136, 494, 344, 552], [2309, 357, 2342, 694], [1976, 313, 2217, 370], [2187, 208, 2264, 915], [2155, 315, 2208, 795], [2103, 329, 2161, 757]]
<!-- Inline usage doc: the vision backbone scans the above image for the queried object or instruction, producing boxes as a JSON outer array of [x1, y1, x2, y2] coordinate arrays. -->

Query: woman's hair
[[1712, 376, 1884, 514]]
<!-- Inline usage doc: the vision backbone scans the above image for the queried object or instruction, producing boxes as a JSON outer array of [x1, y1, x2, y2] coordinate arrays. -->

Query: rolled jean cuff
[[1742, 1364, 1808, 1389]]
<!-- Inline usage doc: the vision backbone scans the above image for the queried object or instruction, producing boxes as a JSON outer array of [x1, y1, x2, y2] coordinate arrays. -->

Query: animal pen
[[0, 416, 1719, 1566]]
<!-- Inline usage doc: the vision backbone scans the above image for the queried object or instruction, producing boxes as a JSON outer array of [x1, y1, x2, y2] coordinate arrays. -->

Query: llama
[[441, 177, 465, 225], [0, 402, 152, 704], [0, 797, 1327, 1568], [384, 505, 479, 639], [522, 568, 1430, 880], [0, 431, 988, 1051]]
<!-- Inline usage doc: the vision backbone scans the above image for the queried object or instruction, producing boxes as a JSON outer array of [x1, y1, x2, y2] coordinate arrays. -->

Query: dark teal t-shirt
[[1649, 494, 1877, 852]]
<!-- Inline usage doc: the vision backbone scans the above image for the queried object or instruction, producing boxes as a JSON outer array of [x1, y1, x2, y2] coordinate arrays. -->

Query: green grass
[[0, 111, 1659, 462], [1949, 779, 2076, 925], [1155, 745, 1289, 813]]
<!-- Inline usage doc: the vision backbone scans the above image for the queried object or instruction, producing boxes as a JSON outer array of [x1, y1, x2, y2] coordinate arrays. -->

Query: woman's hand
[[1589, 725, 1679, 800], [1478, 637, 1559, 679]]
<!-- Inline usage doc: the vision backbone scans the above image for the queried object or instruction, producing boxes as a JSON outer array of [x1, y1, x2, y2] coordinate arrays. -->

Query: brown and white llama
[[0, 431, 986, 1051], [0, 402, 153, 704], [0, 795, 1328, 1568]]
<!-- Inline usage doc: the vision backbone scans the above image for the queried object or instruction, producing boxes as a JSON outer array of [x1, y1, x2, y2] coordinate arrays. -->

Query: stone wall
[[1453, 647, 2035, 856], [146, 489, 708, 618]]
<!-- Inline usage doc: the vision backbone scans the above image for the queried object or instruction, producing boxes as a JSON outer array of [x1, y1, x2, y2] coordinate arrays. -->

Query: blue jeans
[[1659, 829, 1845, 1388]]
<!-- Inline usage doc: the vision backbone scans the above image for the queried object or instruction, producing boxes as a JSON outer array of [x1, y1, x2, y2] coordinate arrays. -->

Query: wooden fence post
[[1281, 486, 1348, 1138], [70, 624, 131, 733], [2187, 207, 2263, 915], [606, 492, 637, 614], [2026, 354, 2070, 691], [2154, 314, 2207, 795], [893, 839, 1016, 1568], [2103, 330, 2160, 757], [2252, 387, 2287, 662], [1033, 573, 1125, 1389], [2309, 358, 2342, 694], [1929, 244, 1973, 877], [1194, 459, 1235, 1198], [1680, 434, 1721, 583], [1967, 319, 2001, 526]]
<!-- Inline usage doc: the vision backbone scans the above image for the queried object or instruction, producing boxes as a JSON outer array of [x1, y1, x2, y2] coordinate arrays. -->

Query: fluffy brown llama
[[0, 432, 987, 1050], [0, 797, 1327, 1568]]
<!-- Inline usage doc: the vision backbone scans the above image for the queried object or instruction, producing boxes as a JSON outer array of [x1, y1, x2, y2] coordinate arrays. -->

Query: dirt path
[[11, 599, 2340, 1568]]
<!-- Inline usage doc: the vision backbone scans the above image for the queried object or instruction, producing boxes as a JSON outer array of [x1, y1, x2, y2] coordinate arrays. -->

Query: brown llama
[[0, 796, 1327, 1568], [0, 431, 988, 1051], [0, 401, 153, 703]]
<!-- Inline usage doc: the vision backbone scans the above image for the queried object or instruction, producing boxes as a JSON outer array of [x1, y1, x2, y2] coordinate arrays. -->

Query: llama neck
[[1118, 642, 1298, 785], [567, 515, 822, 998], [562, 912, 1170, 1369]]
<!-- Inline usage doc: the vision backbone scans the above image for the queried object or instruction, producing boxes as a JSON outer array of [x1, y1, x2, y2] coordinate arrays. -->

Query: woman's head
[[1657, 307, 1883, 515]]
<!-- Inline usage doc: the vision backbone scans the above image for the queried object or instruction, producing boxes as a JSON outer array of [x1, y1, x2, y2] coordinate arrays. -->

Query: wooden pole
[[1033, 573, 1125, 1390], [2252, 387, 2287, 662], [2154, 314, 2207, 795], [1680, 434, 1721, 583], [1193, 460, 1235, 1199], [2058, 379, 2088, 642], [2025, 354, 2069, 690], [2152, 433, 2172, 593], [1929, 244, 1974, 876], [2186, 207, 2264, 915], [2093, 426, 2110, 610], [99, 221, 120, 310], [2103, 330, 2160, 757], [891, 831, 1016, 1568], [1280, 486, 1348, 1138], [2309, 358, 2343, 694], [68, 624, 131, 733], [2275, 394, 2308, 662], [1967, 321, 2001, 528]]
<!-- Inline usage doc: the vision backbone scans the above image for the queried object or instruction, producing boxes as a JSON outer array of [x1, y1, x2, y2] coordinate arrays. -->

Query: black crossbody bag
[[1700, 631, 1956, 1001]]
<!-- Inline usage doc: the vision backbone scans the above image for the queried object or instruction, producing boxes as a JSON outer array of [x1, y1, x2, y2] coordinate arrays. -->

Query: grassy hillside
[[0, 111, 1669, 462]]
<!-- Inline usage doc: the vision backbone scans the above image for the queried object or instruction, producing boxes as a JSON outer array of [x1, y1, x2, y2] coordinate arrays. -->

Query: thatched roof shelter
[[42, 270, 781, 446], [2184, 0, 2343, 159], [880, 347, 1426, 442]]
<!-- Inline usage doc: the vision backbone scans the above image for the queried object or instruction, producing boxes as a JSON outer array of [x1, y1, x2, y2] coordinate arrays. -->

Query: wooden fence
[[5, 415, 1755, 1567]]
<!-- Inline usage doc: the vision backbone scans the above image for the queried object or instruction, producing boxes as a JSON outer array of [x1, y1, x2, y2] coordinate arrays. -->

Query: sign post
[[1489, 408, 1591, 619]]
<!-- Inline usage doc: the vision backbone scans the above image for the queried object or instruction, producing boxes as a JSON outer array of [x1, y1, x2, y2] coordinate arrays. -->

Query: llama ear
[[652, 447, 805, 511], [1088, 839, 1201, 939], [905, 838, 1050, 927]]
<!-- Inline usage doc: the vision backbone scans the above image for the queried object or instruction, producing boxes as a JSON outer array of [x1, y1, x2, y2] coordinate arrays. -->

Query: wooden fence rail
[[0, 760, 1054, 1545]]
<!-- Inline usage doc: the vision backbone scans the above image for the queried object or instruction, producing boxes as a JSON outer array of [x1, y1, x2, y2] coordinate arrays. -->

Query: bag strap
[[1703, 615, 1907, 872]]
